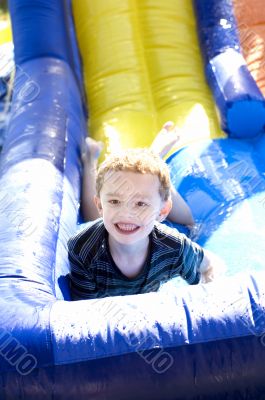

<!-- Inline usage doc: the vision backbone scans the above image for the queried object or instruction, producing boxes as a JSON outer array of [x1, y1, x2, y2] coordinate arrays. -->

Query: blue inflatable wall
[[193, 0, 265, 138], [0, 0, 265, 399]]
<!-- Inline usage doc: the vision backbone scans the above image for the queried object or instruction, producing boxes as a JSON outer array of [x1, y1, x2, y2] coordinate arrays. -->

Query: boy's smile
[[114, 223, 140, 234]]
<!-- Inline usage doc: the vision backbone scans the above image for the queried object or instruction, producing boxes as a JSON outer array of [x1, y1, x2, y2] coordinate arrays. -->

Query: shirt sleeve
[[171, 234, 204, 285], [68, 240, 96, 300]]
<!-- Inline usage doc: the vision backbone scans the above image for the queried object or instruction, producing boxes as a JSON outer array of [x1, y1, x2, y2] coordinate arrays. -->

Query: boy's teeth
[[117, 223, 138, 231]]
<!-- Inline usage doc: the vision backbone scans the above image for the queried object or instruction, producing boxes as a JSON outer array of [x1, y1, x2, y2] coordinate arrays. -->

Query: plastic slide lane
[[0, 0, 265, 399], [73, 0, 223, 153]]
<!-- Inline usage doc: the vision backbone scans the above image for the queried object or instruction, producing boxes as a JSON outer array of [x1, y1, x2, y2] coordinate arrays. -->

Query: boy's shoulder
[[152, 222, 203, 262], [152, 221, 184, 249], [68, 218, 105, 254]]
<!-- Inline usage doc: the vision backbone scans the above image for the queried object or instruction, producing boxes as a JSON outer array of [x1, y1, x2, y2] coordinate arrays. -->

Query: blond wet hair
[[96, 148, 171, 201]]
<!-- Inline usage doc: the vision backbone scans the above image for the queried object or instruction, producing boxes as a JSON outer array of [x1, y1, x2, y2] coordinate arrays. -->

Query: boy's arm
[[198, 249, 226, 283], [150, 121, 194, 227], [82, 157, 100, 221], [168, 185, 194, 227], [81, 137, 103, 222], [171, 233, 225, 285]]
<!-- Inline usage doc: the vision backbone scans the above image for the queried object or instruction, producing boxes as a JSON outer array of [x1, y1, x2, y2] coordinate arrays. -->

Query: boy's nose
[[117, 201, 136, 217], [123, 201, 135, 213]]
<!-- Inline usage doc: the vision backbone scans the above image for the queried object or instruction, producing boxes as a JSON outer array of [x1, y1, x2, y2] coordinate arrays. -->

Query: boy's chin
[[111, 232, 141, 245], [109, 226, 153, 246]]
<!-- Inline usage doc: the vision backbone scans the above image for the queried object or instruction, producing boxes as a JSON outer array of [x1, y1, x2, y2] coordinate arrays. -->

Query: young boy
[[68, 145, 223, 300]]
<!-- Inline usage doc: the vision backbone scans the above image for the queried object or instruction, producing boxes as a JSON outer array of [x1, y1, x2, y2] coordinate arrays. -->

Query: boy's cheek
[[138, 209, 158, 225]]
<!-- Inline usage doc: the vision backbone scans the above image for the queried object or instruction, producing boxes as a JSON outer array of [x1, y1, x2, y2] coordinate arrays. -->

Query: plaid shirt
[[68, 219, 203, 300]]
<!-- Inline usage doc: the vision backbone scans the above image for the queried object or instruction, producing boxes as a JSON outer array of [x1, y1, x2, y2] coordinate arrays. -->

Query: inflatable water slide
[[1, 0, 265, 398]]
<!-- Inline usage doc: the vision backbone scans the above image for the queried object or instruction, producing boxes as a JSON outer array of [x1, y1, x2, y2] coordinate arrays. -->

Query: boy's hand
[[199, 250, 226, 284], [81, 137, 103, 165]]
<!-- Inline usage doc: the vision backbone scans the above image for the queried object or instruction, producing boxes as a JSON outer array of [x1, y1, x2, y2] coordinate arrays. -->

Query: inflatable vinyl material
[[1, 0, 265, 398]]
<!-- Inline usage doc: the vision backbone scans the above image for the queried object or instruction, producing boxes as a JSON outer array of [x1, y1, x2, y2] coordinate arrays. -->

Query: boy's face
[[94, 171, 172, 246]]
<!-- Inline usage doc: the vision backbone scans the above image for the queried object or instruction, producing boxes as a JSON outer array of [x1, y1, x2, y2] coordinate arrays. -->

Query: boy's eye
[[136, 201, 148, 207], [109, 199, 120, 205]]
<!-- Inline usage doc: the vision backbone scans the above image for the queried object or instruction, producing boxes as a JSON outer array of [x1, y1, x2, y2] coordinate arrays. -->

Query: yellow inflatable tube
[[73, 0, 224, 154], [0, 14, 12, 45]]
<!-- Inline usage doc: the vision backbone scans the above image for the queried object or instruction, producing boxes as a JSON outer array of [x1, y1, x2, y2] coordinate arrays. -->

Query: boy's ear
[[94, 196, 103, 216], [158, 199, 172, 222]]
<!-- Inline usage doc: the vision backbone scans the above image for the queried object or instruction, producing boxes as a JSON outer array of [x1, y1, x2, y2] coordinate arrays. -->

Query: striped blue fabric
[[68, 219, 204, 300]]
